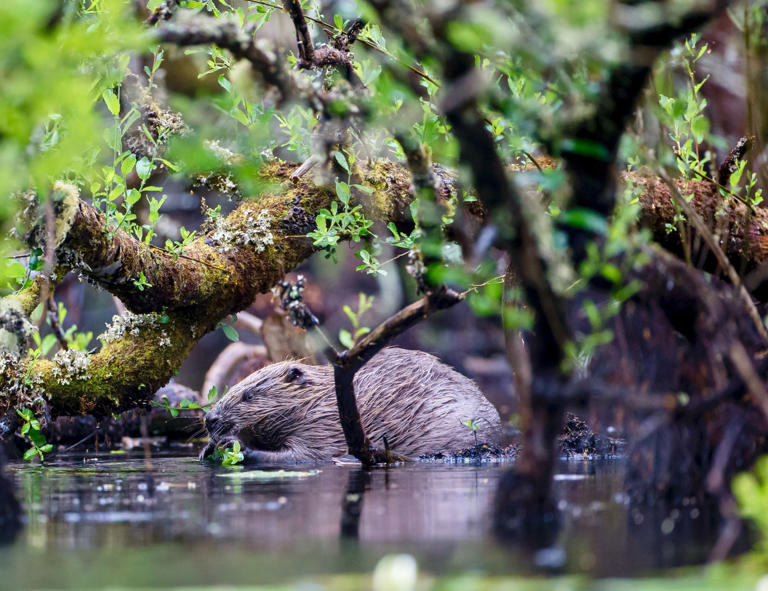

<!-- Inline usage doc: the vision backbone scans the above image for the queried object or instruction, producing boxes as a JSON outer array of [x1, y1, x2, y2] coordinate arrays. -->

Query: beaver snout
[[204, 411, 234, 439], [205, 414, 221, 433]]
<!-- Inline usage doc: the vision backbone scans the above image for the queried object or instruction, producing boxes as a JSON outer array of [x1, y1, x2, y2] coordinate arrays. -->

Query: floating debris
[[559, 413, 625, 458], [418, 443, 517, 463]]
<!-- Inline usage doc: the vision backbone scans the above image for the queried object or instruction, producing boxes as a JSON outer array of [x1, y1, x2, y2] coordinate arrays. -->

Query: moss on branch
[[0, 158, 441, 417]]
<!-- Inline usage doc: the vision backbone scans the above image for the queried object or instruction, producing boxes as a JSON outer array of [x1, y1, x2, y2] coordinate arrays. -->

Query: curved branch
[[0, 159, 445, 417]]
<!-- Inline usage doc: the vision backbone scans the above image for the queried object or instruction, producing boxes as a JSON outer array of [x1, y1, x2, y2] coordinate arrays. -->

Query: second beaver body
[[201, 347, 502, 462]]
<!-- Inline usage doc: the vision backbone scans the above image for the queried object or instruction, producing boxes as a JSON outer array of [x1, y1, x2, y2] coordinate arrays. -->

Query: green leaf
[[582, 299, 601, 330], [342, 304, 356, 325], [334, 151, 350, 173], [23, 448, 38, 462], [102, 89, 120, 116], [336, 181, 350, 205], [600, 263, 622, 284], [39, 444, 53, 453], [136, 157, 153, 181], [339, 329, 354, 349], [121, 153, 137, 176], [559, 208, 607, 235], [502, 305, 534, 331], [126, 189, 141, 206], [232, 108, 250, 127], [446, 20, 491, 51], [41, 333, 57, 356], [221, 324, 239, 342], [560, 138, 611, 161], [690, 115, 709, 144]]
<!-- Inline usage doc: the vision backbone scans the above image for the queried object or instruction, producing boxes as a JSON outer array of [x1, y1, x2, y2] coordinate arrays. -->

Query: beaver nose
[[205, 414, 220, 433]]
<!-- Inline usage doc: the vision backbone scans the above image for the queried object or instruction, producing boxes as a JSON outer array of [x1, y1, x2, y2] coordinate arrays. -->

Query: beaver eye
[[242, 391, 255, 402], [285, 367, 305, 384]]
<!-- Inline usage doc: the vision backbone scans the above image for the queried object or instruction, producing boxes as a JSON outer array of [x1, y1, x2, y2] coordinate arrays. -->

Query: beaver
[[201, 347, 502, 462]]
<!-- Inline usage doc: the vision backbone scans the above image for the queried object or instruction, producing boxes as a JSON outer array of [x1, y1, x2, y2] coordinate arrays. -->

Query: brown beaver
[[201, 347, 502, 462]]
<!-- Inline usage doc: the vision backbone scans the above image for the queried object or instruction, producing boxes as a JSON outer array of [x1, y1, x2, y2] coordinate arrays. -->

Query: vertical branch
[[281, 0, 315, 66], [330, 288, 463, 465], [440, 62, 570, 517]]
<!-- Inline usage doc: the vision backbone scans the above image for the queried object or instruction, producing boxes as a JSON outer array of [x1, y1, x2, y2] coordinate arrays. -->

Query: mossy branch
[[0, 159, 434, 417]]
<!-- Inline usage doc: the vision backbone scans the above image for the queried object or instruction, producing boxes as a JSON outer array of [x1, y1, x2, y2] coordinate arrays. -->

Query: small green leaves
[[338, 293, 374, 349], [307, 180, 373, 253], [132, 271, 152, 292], [17, 407, 52, 462], [152, 395, 213, 417], [221, 441, 245, 466], [165, 226, 197, 260]]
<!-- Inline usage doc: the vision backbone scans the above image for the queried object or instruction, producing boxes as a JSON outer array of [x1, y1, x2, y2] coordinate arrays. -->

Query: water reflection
[[0, 455, 20, 546], [0, 452, 736, 588]]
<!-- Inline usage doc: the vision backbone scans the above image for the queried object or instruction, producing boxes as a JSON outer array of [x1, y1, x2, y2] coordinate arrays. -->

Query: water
[[0, 451, 726, 589]]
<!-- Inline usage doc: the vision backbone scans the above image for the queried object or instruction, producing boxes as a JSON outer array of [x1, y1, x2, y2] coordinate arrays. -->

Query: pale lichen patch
[[99, 311, 163, 344], [51, 349, 90, 385], [158, 330, 171, 347], [211, 209, 274, 252]]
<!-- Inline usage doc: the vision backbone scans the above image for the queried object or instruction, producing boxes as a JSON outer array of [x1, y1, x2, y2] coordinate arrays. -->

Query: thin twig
[[729, 341, 768, 421], [147, 244, 229, 272], [245, 0, 439, 86], [676, 152, 756, 212], [46, 296, 68, 352]]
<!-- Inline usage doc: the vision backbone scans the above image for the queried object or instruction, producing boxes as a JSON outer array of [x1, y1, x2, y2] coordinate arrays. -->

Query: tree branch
[[0, 159, 461, 419], [330, 287, 464, 465], [281, 0, 315, 65], [156, 16, 299, 100]]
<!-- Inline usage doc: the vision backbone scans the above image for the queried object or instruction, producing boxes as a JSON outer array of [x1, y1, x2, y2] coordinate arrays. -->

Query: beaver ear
[[285, 367, 306, 385]]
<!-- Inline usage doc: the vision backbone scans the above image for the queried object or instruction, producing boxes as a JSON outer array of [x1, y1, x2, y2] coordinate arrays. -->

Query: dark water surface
[[0, 451, 724, 589]]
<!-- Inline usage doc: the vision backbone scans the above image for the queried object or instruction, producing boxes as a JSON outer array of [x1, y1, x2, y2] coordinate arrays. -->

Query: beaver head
[[201, 360, 332, 459]]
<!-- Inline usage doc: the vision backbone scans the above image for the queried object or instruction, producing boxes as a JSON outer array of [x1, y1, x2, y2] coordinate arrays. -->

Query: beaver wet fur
[[201, 347, 502, 462]]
